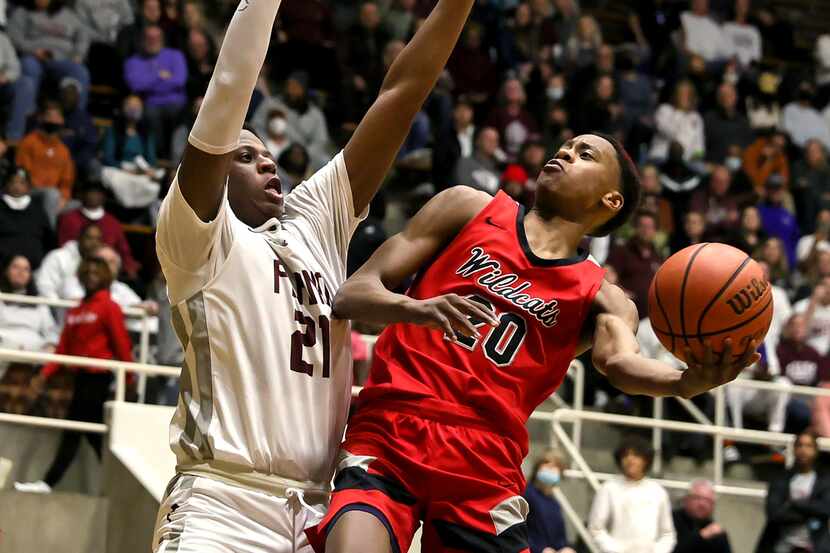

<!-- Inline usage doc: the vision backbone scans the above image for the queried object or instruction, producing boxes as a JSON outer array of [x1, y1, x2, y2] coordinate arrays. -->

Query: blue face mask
[[536, 468, 561, 487]]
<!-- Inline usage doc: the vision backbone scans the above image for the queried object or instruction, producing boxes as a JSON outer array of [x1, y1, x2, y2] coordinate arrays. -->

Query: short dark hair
[[588, 132, 642, 237], [614, 434, 654, 472], [241, 123, 265, 144]]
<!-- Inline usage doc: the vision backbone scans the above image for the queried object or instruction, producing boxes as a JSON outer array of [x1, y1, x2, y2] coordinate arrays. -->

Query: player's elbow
[[332, 286, 356, 321]]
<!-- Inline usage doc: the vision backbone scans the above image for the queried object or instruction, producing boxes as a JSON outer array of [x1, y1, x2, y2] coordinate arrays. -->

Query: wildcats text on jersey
[[455, 247, 561, 327]]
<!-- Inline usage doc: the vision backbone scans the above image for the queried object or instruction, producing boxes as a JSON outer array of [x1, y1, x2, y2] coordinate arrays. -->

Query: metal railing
[[0, 292, 155, 364], [5, 339, 830, 550]]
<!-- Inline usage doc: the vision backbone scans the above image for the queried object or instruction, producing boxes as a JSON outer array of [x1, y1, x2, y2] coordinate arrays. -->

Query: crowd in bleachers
[[2, 0, 830, 549]]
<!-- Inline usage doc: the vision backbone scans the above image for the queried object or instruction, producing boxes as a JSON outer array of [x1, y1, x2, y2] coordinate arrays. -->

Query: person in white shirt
[[588, 435, 676, 553], [793, 276, 830, 357], [150, 0, 478, 552], [722, 0, 762, 68], [0, 254, 57, 354], [796, 208, 830, 265], [681, 0, 731, 63], [35, 224, 103, 300], [722, 260, 792, 462], [782, 82, 830, 151], [650, 80, 706, 162]]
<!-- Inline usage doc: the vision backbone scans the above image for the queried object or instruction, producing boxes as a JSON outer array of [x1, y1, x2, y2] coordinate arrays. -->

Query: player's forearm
[[380, 0, 474, 100], [599, 351, 684, 398], [189, 0, 282, 155], [333, 275, 415, 327]]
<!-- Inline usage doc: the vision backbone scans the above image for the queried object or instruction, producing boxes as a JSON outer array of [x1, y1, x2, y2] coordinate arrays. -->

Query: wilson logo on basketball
[[726, 278, 769, 316]]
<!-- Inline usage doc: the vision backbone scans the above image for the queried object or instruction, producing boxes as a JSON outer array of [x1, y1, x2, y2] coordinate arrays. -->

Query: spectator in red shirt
[[15, 256, 132, 494], [57, 182, 139, 278]]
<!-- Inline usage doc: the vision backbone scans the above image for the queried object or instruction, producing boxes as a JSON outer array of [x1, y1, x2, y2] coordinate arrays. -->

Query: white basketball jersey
[[156, 153, 365, 489]]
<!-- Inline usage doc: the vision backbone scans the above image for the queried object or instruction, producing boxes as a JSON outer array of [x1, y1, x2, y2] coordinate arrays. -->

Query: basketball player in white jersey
[[151, 0, 478, 551]]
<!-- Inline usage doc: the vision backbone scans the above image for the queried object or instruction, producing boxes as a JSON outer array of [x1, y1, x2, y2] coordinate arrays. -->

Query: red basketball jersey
[[358, 192, 605, 453]]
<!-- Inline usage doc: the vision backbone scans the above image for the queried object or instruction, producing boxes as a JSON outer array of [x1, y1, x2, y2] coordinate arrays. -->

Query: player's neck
[[523, 209, 585, 260]]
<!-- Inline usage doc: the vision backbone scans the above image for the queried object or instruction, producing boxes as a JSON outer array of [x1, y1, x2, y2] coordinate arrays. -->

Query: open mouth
[[264, 176, 284, 204]]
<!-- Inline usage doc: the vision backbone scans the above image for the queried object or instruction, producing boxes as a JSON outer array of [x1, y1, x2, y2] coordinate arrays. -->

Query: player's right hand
[[406, 294, 498, 341]]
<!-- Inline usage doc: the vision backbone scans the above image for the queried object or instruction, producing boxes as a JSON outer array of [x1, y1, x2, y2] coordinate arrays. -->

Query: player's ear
[[601, 190, 623, 214]]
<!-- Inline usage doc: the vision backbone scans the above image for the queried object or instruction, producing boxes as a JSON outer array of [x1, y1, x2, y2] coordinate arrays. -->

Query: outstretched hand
[[678, 338, 761, 398]]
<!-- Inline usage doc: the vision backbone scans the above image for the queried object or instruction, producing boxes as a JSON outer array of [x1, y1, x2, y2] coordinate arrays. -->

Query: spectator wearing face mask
[[57, 182, 139, 278], [524, 450, 575, 553], [252, 71, 333, 170], [263, 108, 291, 162], [14, 103, 76, 227], [0, 169, 53, 269], [100, 94, 162, 209]]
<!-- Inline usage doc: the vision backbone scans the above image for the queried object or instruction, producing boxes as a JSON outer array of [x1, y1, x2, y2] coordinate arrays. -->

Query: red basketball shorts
[[306, 404, 531, 553]]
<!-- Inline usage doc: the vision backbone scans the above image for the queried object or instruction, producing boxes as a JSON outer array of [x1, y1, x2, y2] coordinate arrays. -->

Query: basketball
[[648, 243, 774, 365]]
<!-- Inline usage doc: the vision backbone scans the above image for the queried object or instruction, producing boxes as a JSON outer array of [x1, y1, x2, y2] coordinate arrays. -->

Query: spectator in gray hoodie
[[75, 0, 133, 87], [0, 30, 23, 140], [8, 0, 90, 140]]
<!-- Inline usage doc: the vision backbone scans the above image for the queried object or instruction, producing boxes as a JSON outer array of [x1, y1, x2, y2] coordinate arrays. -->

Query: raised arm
[[344, 0, 476, 215], [585, 281, 760, 398], [333, 186, 497, 339], [178, 0, 283, 222]]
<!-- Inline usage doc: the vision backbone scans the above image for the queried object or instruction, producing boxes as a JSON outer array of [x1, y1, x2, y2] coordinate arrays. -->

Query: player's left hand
[[678, 338, 761, 398]]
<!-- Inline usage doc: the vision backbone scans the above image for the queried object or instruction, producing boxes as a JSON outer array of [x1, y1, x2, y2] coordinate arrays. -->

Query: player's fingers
[[450, 296, 498, 326], [684, 347, 699, 367], [719, 339, 734, 370], [737, 339, 760, 367], [435, 314, 457, 342], [702, 341, 714, 368], [458, 299, 499, 326], [442, 305, 480, 338]]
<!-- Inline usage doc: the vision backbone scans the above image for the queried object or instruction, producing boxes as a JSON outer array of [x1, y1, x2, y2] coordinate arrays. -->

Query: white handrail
[[0, 412, 107, 433], [0, 292, 147, 318], [0, 291, 154, 371]]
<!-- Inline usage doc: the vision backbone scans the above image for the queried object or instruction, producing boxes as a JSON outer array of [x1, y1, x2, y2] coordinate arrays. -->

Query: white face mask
[[546, 87, 565, 101], [725, 156, 742, 172], [269, 117, 288, 137], [81, 206, 105, 220], [3, 194, 31, 211]]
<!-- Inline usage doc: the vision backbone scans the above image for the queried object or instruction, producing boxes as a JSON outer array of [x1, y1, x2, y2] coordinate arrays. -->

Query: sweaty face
[[535, 135, 622, 232], [227, 130, 283, 228]]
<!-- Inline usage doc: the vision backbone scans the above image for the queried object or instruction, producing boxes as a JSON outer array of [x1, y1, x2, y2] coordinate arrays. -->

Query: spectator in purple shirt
[[759, 174, 800, 267], [124, 24, 187, 158]]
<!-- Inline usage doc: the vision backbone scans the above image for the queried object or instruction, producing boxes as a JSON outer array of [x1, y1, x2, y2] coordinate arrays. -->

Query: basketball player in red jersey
[[307, 133, 761, 553]]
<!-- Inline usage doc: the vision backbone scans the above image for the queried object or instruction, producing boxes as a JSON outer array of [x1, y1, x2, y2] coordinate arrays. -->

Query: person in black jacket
[[756, 431, 830, 553], [0, 168, 53, 269], [672, 479, 732, 553]]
